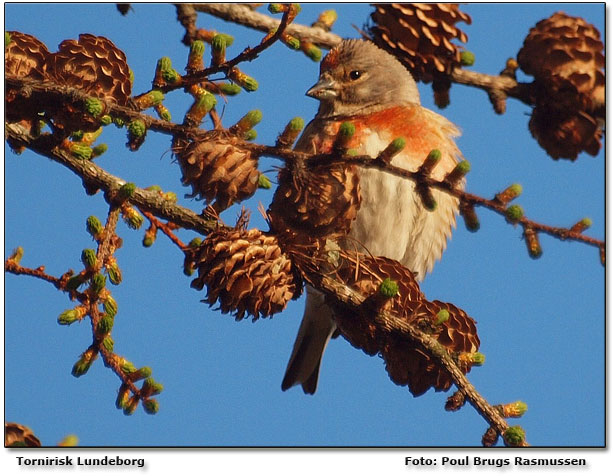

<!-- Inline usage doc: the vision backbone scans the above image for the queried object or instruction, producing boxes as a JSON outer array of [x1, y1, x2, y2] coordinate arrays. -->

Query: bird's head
[[307, 39, 420, 118]]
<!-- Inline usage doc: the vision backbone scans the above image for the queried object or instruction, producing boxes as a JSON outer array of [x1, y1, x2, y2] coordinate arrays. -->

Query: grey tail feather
[[281, 333, 313, 392], [281, 287, 336, 394]]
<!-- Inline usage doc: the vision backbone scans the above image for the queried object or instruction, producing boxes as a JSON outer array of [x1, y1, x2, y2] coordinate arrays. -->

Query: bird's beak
[[306, 76, 338, 100]]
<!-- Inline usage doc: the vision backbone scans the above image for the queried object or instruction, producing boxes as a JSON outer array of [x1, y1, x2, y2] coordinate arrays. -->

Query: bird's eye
[[349, 70, 362, 81]]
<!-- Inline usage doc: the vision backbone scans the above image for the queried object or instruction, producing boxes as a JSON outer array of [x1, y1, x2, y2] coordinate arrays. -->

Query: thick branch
[[191, 3, 342, 48], [5, 122, 218, 235]]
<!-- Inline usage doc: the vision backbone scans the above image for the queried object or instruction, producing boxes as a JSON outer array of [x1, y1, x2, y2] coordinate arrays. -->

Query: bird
[[281, 39, 463, 395]]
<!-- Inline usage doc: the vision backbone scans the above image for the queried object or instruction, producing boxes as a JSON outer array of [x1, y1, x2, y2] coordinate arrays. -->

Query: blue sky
[[4, 2, 605, 453]]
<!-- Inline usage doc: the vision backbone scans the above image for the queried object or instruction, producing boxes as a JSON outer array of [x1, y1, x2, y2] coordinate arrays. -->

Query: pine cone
[[518, 12, 604, 109], [46, 34, 131, 131], [191, 227, 301, 321], [330, 252, 424, 356], [381, 299, 480, 396], [517, 12, 604, 160], [268, 160, 361, 246], [5, 31, 49, 79], [176, 134, 260, 212], [529, 77, 602, 160], [5, 31, 50, 124], [5, 422, 42, 447], [369, 3, 471, 83]]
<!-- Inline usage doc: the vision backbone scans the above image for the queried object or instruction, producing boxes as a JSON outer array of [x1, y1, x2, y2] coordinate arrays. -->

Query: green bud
[[100, 115, 112, 126], [189, 238, 202, 248], [338, 121, 355, 138], [130, 366, 152, 381], [86, 215, 103, 238], [91, 143, 108, 158], [276, 116, 304, 147], [580, 217, 593, 227], [162, 191, 177, 202], [148, 90, 165, 106], [304, 44, 322, 62], [445, 160, 471, 187], [218, 82, 242, 95], [240, 75, 258, 92], [504, 426, 526, 446], [427, 149, 442, 161], [103, 295, 118, 318], [231, 109, 262, 135], [435, 309, 450, 325], [244, 129, 257, 141], [90, 273, 106, 295], [71, 130, 84, 141], [190, 40, 205, 57], [101, 335, 114, 352], [58, 435, 79, 447], [113, 116, 125, 128], [495, 183, 523, 205], [346, 148, 359, 156], [502, 401, 528, 418], [460, 50, 475, 66], [71, 349, 97, 378], [155, 104, 171, 121], [96, 314, 114, 335], [127, 120, 146, 138], [505, 204, 524, 223], [66, 274, 86, 291], [470, 352, 486, 366], [115, 384, 130, 409], [122, 206, 144, 230], [123, 396, 139, 415], [162, 68, 181, 83], [8, 246, 24, 264], [142, 377, 164, 396], [268, 3, 284, 13], [118, 182, 136, 200], [258, 174, 272, 189], [5, 31, 12, 48], [120, 359, 137, 374], [58, 307, 84, 325], [70, 144, 92, 160], [81, 248, 97, 269], [106, 261, 122, 285], [84, 97, 104, 118], [157, 56, 172, 72], [143, 399, 159, 415], [379, 278, 399, 298], [378, 137, 406, 163], [283, 35, 300, 50], [216, 33, 234, 47], [211, 34, 228, 51]]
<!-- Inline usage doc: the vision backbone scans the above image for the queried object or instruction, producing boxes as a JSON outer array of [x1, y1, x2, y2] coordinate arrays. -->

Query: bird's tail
[[281, 287, 337, 394]]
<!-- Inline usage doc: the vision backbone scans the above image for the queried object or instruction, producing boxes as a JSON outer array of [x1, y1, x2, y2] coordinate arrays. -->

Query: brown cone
[[369, 3, 471, 83], [268, 160, 361, 247], [381, 299, 480, 396], [191, 227, 301, 321], [46, 34, 131, 132], [5, 422, 42, 447], [176, 133, 260, 212], [5, 31, 50, 124], [518, 12, 604, 160], [329, 252, 425, 356], [518, 12, 604, 109]]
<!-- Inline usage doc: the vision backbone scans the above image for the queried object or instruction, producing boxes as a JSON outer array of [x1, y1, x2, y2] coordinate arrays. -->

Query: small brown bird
[[281, 39, 463, 394]]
